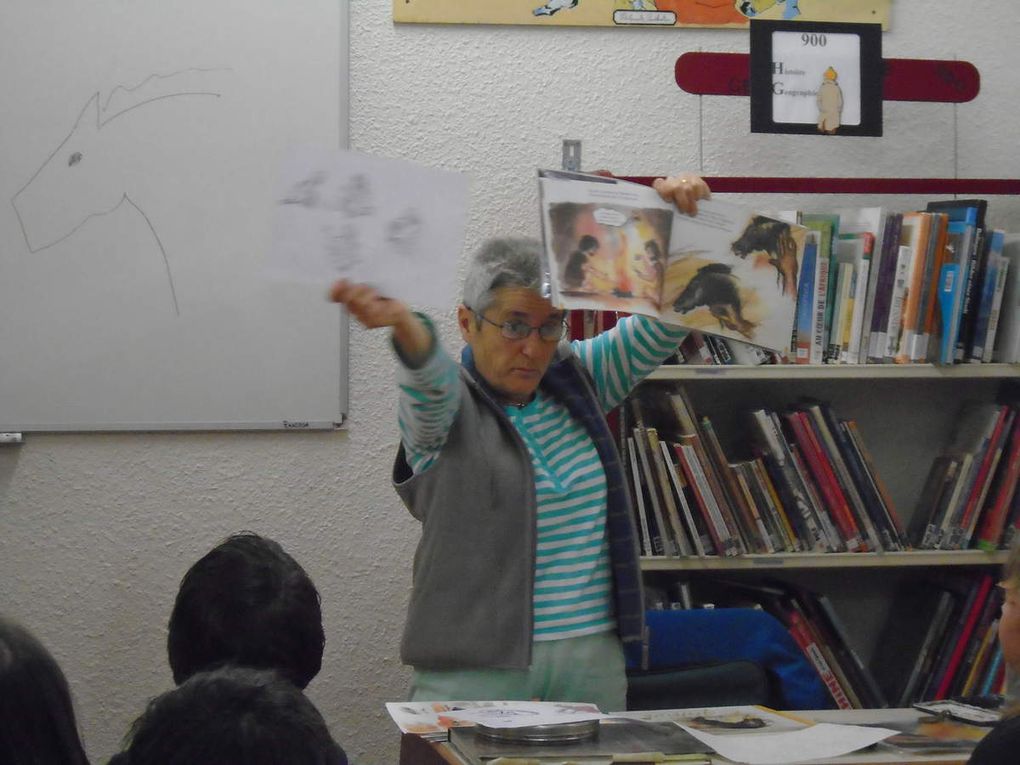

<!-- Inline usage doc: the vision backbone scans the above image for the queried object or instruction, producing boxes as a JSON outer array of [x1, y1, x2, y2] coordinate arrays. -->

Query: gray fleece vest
[[392, 349, 645, 670]]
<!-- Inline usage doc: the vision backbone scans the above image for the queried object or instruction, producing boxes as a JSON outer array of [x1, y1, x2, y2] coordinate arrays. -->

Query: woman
[[331, 172, 710, 711]]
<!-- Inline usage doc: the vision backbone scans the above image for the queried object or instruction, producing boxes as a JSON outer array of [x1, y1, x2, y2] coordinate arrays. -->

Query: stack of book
[[911, 400, 1020, 552], [871, 573, 1007, 704], [623, 385, 905, 557]]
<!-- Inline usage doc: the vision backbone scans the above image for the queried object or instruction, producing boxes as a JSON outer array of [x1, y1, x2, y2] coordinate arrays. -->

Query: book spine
[[963, 410, 1015, 548], [785, 606, 855, 710], [751, 457, 802, 552], [811, 251, 830, 365], [957, 227, 987, 362], [659, 440, 707, 556], [784, 411, 864, 551], [749, 409, 830, 552], [674, 442, 739, 557], [975, 410, 1020, 550], [646, 427, 693, 556], [806, 405, 884, 551], [626, 439, 654, 557], [632, 426, 674, 556], [867, 213, 904, 363], [933, 574, 995, 699]]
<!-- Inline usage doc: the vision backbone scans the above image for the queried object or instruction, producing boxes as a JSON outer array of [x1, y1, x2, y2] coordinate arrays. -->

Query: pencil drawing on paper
[[11, 67, 232, 316]]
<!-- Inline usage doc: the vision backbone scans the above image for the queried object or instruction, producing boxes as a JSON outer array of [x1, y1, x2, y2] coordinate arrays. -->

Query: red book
[[784, 411, 865, 551], [784, 605, 854, 710], [933, 574, 995, 699], [958, 406, 1012, 545], [975, 412, 1020, 549]]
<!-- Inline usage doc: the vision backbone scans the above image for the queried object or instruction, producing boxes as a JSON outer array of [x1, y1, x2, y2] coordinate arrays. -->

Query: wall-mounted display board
[[0, 1, 350, 431], [750, 21, 884, 136], [394, 0, 890, 29]]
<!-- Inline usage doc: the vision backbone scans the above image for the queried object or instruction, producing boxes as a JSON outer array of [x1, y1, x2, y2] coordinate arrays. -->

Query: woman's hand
[[329, 280, 433, 363], [652, 172, 712, 216]]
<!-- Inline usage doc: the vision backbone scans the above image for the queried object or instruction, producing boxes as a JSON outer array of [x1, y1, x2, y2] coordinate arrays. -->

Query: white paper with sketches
[[679, 721, 897, 764], [270, 147, 469, 307]]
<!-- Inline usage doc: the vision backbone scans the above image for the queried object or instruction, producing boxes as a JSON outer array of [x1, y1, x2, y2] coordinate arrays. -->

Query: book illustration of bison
[[672, 263, 757, 339], [730, 216, 799, 297]]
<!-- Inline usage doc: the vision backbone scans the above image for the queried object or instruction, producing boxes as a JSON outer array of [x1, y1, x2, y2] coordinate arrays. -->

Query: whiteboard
[[0, 1, 349, 431]]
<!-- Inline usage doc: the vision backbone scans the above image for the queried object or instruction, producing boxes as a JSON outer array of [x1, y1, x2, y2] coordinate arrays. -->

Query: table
[[398, 708, 983, 765]]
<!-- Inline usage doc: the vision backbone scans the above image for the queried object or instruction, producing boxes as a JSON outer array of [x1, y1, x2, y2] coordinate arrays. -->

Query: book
[[800, 212, 841, 361], [992, 235, 1020, 363], [794, 230, 819, 364], [626, 435, 656, 557], [892, 211, 934, 364], [971, 230, 1008, 362], [747, 408, 833, 552], [926, 200, 988, 362], [800, 402, 886, 550], [631, 422, 673, 557], [659, 440, 709, 556], [782, 410, 864, 551], [917, 212, 950, 362], [974, 410, 1020, 550], [836, 232, 873, 364], [538, 169, 807, 354], [931, 573, 995, 699], [674, 440, 740, 557], [645, 425, 695, 556], [867, 213, 904, 362]]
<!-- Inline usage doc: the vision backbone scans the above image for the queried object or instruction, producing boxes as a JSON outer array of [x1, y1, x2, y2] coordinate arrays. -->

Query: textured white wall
[[1, 2, 1019, 763]]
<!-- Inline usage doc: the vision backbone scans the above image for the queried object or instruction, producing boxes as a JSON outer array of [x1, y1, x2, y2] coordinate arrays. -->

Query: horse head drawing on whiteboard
[[11, 68, 231, 316]]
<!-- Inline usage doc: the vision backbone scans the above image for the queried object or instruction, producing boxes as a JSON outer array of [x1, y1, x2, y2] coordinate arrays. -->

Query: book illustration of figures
[[270, 148, 469, 308], [10, 67, 233, 316], [538, 170, 806, 354], [817, 66, 844, 134], [545, 198, 672, 311]]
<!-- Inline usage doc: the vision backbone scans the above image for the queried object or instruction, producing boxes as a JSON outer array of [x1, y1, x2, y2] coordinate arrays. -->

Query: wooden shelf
[[645, 363, 1020, 382], [641, 550, 1010, 571]]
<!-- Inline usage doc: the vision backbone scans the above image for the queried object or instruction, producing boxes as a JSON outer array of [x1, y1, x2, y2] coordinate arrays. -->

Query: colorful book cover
[[538, 170, 807, 354]]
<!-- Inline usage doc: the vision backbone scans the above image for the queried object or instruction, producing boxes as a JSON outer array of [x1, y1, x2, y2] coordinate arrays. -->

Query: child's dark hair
[[0, 615, 90, 765], [167, 532, 324, 688]]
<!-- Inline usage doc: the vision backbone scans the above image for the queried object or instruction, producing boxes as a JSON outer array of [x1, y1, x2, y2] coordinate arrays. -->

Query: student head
[[167, 532, 324, 689], [458, 237, 567, 406], [116, 666, 347, 765], [0, 615, 90, 765], [999, 540, 1020, 672]]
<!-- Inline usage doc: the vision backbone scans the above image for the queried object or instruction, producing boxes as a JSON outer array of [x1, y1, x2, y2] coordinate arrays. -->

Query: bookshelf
[[629, 362, 1018, 707]]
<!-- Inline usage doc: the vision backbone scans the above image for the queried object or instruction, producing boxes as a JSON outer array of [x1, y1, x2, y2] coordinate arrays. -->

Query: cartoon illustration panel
[[394, 1, 891, 30]]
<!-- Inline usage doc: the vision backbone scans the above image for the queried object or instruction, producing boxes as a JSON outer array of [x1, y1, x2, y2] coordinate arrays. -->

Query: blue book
[[794, 232, 818, 363], [938, 262, 962, 365]]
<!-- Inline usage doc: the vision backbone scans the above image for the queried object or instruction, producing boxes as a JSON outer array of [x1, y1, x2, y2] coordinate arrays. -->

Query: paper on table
[[448, 701, 607, 728], [384, 700, 602, 736], [269, 147, 469, 308], [678, 722, 897, 765]]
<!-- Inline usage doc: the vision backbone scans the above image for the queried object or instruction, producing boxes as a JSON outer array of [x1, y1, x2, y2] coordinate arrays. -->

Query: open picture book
[[538, 170, 808, 355]]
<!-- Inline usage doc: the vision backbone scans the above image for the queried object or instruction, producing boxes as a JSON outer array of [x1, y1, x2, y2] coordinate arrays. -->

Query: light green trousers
[[409, 631, 627, 712]]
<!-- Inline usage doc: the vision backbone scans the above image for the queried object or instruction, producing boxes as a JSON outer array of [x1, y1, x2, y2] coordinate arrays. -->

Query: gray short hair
[[462, 237, 549, 315]]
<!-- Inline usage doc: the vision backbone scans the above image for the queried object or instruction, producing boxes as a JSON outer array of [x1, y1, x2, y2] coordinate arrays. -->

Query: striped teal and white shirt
[[396, 315, 686, 641]]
